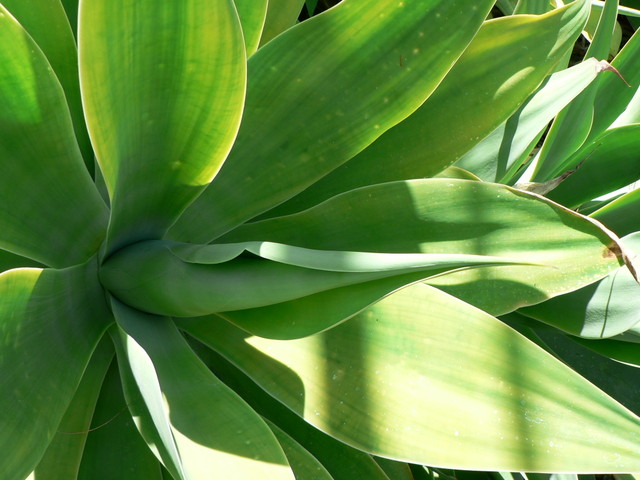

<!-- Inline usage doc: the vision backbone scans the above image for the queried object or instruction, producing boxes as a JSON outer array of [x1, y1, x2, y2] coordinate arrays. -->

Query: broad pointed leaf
[[258, 0, 591, 219], [112, 301, 295, 480], [531, 0, 621, 182], [2, 0, 93, 169], [219, 179, 626, 314], [79, 0, 246, 253], [169, 0, 495, 242], [0, 6, 107, 267], [185, 283, 640, 472], [0, 259, 111, 480]]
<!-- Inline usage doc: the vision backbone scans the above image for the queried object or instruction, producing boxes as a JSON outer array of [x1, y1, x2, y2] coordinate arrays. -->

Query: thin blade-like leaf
[[112, 301, 295, 480]]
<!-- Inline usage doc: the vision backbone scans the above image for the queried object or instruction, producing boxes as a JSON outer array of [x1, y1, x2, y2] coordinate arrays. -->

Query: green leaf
[[77, 358, 163, 480], [111, 301, 295, 480], [455, 58, 603, 183], [534, 328, 640, 416], [101, 238, 534, 318], [587, 26, 640, 138], [591, 188, 640, 237], [0, 249, 43, 273], [220, 179, 625, 314], [259, 0, 306, 46], [0, 6, 107, 268], [169, 0, 495, 243], [258, 1, 591, 218], [267, 421, 335, 480], [546, 124, 640, 208], [183, 283, 640, 472], [188, 337, 394, 480], [233, 0, 268, 56], [531, 0, 621, 182], [0, 259, 111, 480], [519, 232, 640, 338], [79, 0, 246, 253], [32, 337, 114, 479], [2, 0, 93, 170]]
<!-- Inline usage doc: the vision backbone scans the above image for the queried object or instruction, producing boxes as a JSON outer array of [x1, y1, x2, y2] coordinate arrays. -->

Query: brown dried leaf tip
[[595, 59, 631, 87]]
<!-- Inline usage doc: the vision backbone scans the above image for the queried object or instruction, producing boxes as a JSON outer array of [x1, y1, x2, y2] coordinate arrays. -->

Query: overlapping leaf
[[79, 0, 246, 253], [0, 260, 111, 480], [184, 283, 640, 472], [112, 302, 295, 480], [0, 6, 107, 267], [169, 0, 495, 242], [257, 0, 591, 219]]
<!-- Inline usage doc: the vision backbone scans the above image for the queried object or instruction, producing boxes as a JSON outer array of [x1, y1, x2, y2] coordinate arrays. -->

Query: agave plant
[[2, 0, 640, 479]]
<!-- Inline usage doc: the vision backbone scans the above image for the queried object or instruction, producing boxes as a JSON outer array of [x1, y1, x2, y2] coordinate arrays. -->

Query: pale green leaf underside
[[112, 302, 295, 480], [169, 0, 494, 242], [220, 178, 624, 314], [101, 238, 535, 317], [186, 283, 640, 472], [0, 6, 107, 268], [0, 260, 111, 480], [79, 0, 246, 253]]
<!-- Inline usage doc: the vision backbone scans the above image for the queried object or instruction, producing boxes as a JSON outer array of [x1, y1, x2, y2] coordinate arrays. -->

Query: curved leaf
[[257, 1, 591, 219], [184, 283, 640, 472], [101, 239, 534, 317], [233, 0, 268, 56], [188, 337, 393, 480], [546, 124, 640, 208], [455, 58, 603, 183], [519, 232, 640, 338], [77, 358, 163, 480], [0, 259, 111, 480], [259, 0, 305, 46], [220, 179, 626, 314], [591, 188, 640, 237], [169, 0, 495, 242], [79, 0, 246, 253], [531, 0, 621, 182], [112, 302, 295, 480], [0, 6, 107, 267], [2, 0, 93, 169], [32, 337, 114, 479]]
